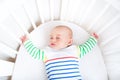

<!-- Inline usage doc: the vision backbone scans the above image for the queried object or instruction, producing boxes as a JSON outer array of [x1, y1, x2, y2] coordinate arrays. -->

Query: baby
[[21, 25, 98, 80]]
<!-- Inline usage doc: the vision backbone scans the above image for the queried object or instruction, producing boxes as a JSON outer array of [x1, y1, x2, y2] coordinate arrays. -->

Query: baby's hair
[[54, 25, 73, 38]]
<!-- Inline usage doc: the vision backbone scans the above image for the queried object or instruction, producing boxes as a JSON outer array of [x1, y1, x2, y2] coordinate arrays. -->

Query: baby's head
[[49, 25, 73, 50]]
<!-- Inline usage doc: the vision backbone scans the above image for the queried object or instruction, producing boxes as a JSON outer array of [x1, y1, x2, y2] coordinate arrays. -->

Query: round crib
[[0, 0, 120, 80]]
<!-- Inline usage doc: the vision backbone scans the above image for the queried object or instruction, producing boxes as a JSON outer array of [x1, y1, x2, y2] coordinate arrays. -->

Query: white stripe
[[47, 67, 79, 75], [49, 72, 81, 79], [46, 61, 79, 73], [46, 58, 78, 68], [46, 64, 79, 74]]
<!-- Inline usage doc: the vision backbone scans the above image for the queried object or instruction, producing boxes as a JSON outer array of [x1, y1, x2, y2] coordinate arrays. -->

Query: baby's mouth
[[50, 43, 55, 47]]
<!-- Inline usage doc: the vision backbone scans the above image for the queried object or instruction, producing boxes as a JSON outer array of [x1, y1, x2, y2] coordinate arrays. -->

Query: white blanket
[[12, 21, 108, 80]]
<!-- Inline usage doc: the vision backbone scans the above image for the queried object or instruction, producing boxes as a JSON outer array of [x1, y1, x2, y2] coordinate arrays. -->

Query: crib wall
[[0, 0, 120, 80]]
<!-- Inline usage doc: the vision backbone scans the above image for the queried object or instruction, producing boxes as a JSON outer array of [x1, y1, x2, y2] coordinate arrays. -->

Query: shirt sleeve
[[24, 40, 45, 61], [77, 36, 97, 58]]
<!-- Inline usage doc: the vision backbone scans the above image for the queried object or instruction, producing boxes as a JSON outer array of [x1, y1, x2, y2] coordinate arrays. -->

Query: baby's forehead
[[51, 26, 73, 37], [53, 26, 72, 33], [54, 25, 70, 30]]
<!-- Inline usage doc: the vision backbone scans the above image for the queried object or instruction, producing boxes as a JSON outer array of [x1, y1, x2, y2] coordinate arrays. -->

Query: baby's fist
[[20, 35, 28, 43], [92, 33, 98, 39]]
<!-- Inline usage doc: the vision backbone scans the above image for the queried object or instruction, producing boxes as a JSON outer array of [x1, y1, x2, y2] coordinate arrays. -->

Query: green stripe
[[89, 39, 94, 47], [32, 48, 37, 56], [24, 40, 45, 60], [91, 38, 96, 46], [37, 50, 40, 60], [80, 46, 84, 58], [27, 45, 34, 53], [80, 46, 82, 58], [42, 51, 44, 60], [33, 50, 38, 59], [24, 41, 32, 48], [91, 37, 97, 43], [84, 42, 91, 52], [25, 43, 32, 49], [30, 47, 36, 55], [90, 37, 97, 45], [83, 46, 86, 54], [86, 41, 93, 50], [83, 44, 89, 53], [79, 36, 97, 58], [35, 50, 40, 59]]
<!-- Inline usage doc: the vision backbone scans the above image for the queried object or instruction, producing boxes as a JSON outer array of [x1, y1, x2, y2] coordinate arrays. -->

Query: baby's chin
[[49, 45, 64, 50], [50, 46, 61, 50]]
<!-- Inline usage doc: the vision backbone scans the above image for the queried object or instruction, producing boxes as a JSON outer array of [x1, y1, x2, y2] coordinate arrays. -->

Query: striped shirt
[[24, 36, 97, 80]]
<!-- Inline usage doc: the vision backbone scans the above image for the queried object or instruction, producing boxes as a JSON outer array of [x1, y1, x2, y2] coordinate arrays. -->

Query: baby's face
[[49, 26, 73, 50]]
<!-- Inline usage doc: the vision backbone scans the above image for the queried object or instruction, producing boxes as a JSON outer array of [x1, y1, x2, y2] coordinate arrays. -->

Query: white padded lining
[[12, 21, 108, 80]]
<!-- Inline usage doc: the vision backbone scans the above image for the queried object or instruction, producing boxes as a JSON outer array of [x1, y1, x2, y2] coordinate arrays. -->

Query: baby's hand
[[20, 35, 28, 43], [92, 32, 99, 40]]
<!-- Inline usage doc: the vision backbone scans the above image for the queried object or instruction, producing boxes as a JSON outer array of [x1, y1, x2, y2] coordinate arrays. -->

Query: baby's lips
[[51, 43, 55, 46]]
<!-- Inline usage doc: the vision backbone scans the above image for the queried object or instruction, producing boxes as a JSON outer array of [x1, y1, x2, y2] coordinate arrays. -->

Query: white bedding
[[12, 21, 108, 80]]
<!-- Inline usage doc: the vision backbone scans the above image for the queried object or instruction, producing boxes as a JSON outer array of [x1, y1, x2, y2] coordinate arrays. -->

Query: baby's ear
[[68, 39, 73, 45]]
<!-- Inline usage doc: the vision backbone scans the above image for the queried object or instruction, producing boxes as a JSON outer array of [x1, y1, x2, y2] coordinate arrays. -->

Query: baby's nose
[[51, 38, 56, 42]]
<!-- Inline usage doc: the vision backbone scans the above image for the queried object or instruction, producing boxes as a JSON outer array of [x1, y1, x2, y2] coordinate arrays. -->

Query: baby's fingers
[[20, 35, 28, 43], [92, 33, 99, 39]]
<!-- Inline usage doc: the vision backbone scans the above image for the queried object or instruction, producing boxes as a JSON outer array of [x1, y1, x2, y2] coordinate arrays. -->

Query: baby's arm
[[20, 35, 45, 61], [78, 33, 98, 58]]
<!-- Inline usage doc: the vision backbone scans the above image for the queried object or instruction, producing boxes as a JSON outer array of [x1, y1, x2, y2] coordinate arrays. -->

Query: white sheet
[[12, 21, 108, 80]]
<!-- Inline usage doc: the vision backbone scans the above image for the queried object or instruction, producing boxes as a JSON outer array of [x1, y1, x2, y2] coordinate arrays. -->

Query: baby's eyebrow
[[50, 34, 61, 37]]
